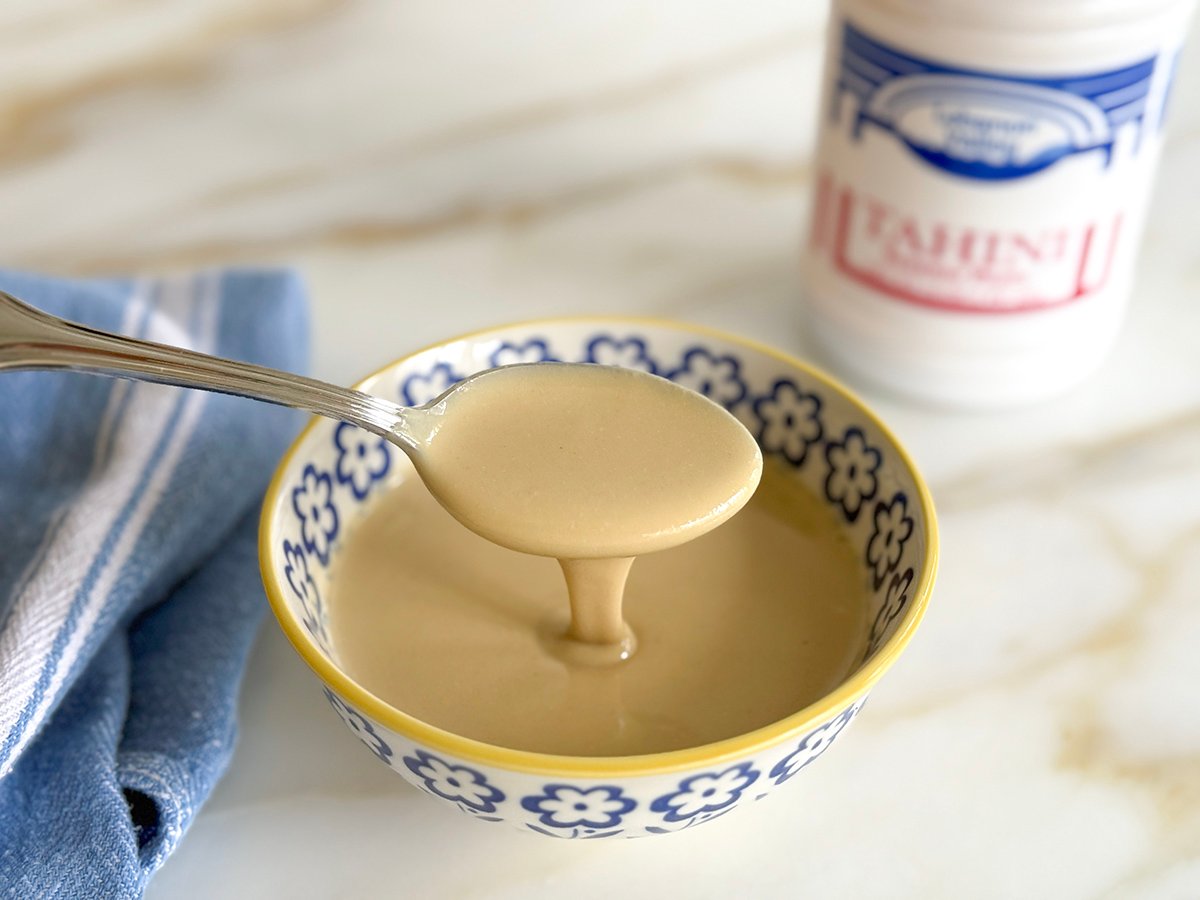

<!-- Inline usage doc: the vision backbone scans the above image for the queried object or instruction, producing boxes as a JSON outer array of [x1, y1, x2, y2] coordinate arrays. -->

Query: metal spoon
[[0, 289, 427, 452], [0, 290, 762, 560]]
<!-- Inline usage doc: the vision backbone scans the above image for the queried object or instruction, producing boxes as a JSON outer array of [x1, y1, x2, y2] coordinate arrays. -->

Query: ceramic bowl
[[259, 318, 938, 839]]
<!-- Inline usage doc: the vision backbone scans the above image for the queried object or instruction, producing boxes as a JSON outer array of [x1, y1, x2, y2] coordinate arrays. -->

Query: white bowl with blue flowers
[[260, 317, 938, 839]]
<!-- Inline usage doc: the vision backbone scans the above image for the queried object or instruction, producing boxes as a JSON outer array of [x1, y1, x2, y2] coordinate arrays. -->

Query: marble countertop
[[6, 1, 1200, 897]]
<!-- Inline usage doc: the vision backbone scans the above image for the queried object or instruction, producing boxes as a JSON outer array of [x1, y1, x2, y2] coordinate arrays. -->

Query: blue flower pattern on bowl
[[824, 426, 881, 523], [324, 689, 393, 764], [489, 338, 557, 366], [649, 762, 760, 824], [404, 750, 506, 814], [333, 422, 391, 501], [769, 700, 865, 786], [665, 346, 747, 409], [753, 379, 824, 466], [291, 463, 339, 566], [279, 328, 926, 836], [399, 361, 464, 407], [521, 784, 636, 836], [866, 492, 914, 589], [867, 567, 913, 657], [282, 539, 326, 647], [642, 806, 740, 835], [584, 335, 656, 372]]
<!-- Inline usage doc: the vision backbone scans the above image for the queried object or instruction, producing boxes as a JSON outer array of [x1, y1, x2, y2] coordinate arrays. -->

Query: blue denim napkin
[[0, 269, 309, 898]]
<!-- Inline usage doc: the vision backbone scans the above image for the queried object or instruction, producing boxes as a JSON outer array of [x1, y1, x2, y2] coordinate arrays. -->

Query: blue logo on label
[[835, 23, 1162, 181]]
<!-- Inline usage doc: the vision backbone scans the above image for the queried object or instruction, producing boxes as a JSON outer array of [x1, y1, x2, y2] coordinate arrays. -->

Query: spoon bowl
[[414, 362, 762, 559]]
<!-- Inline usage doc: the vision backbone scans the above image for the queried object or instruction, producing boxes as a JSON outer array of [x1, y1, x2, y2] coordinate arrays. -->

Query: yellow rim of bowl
[[260, 315, 939, 778]]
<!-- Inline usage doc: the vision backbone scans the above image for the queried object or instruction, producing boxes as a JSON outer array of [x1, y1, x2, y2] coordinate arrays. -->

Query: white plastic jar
[[803, 0, 1195, 408]]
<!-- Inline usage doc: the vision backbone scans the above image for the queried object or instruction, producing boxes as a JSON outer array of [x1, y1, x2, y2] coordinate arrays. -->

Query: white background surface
[[4, 1, 1200, 897]]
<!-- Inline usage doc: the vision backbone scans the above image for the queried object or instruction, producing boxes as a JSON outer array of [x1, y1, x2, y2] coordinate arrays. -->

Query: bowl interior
[[261, 318, 935, 771]]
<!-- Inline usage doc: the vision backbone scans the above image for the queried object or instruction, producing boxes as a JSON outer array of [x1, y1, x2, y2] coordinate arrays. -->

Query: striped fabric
[[0, 269, 308, 895], [0, 275, 222, 776]]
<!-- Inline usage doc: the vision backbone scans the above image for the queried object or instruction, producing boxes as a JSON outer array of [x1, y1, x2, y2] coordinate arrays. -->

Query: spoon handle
[[0, 290, 422, 451]]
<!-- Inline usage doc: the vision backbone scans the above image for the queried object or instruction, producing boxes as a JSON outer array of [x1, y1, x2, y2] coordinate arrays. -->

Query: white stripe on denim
[[0, 273, 220, 777], [0, 286, 151, 747], [4, 273, 220, 772], [0, 292, 148, 638], [91, 378, 135, 471]]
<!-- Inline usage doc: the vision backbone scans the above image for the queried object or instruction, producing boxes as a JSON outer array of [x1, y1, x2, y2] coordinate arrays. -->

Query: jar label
[[836, 22, 1161, 182], [811, 21, 1178, 314], [812, 179, 1125, 313]]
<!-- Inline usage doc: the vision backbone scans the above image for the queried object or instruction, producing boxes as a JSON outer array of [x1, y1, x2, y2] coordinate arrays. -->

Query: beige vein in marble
[[181, 27, 815, 211], [930, 408, 1200, 513], [46, 154, 809, 275], [863, 407, 1200, 888], [0, 0, 348, 170], [4, 14, 813, 276], [1055, 544, 1200, 893]]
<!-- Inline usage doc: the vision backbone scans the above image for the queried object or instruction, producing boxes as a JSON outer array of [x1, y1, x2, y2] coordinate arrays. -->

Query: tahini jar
[[804, 0, 1195, 407]]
